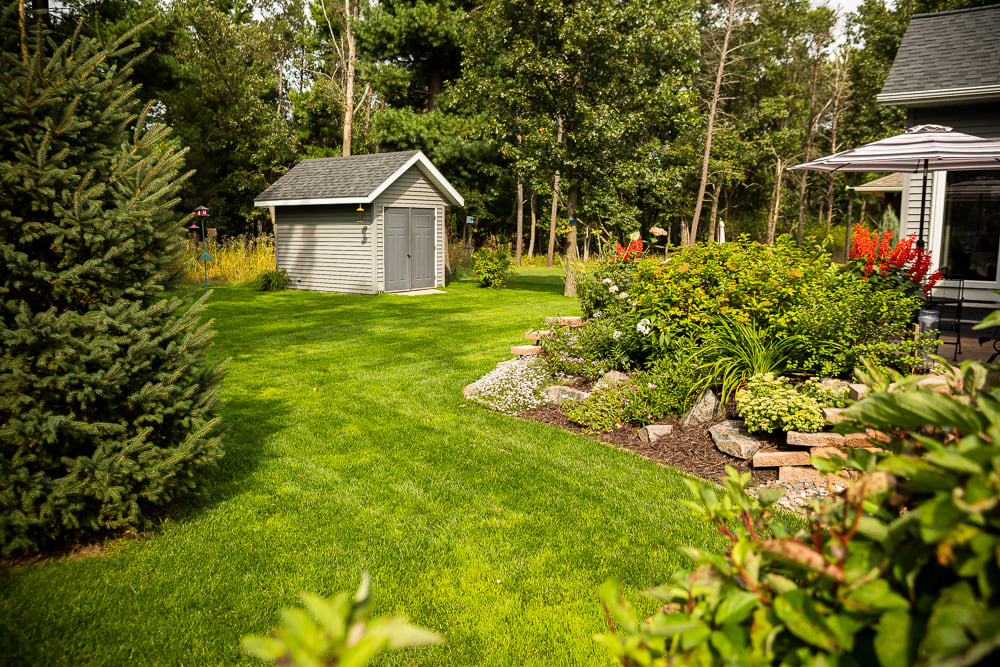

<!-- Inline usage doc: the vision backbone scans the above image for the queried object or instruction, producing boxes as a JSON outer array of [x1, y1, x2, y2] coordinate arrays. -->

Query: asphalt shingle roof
[[254, 151, 421, 202], [880, 5, 1000, 99]]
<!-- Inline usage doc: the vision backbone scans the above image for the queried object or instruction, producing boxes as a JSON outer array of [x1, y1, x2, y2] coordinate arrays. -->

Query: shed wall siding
[[910, 104, 1000, 140], [373, 167, 449, 291], [275, 205, 376, 294]]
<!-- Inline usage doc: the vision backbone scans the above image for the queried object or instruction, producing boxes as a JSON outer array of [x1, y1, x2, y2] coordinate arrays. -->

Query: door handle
[[407, 253, 411, 258]]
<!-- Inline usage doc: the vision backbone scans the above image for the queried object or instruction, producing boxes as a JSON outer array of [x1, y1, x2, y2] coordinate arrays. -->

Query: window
[[940, 171, 1000, 281]]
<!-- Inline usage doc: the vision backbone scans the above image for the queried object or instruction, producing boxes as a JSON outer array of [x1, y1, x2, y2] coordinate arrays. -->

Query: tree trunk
[[563, 187, 579, 297], [706, 181, 720, 243], [767, 160, 785, 244], [515, 176, 524, 265], [546, 117, 564, 267], [341, 0, 358, 156], [528, 192, 537, 258], [583, 224, 590, 260], [689, 0, 738, 246]]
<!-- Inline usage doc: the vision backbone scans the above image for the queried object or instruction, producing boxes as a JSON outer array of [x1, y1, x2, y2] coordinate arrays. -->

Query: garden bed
[[518, 404, 778, 485]]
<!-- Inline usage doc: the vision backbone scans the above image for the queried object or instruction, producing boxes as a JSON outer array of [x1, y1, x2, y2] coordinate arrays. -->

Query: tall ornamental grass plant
[[181, 234, 276, 285]]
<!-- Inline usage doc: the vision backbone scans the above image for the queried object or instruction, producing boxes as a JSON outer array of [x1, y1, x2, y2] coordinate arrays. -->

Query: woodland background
[[37, 0, 1000, 257]]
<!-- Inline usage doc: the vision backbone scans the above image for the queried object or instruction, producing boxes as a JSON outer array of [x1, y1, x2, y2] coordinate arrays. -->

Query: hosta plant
[[598, 360, 1000, 666]]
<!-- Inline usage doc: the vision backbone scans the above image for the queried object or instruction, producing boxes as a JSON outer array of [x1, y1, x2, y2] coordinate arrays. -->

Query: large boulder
[[680, 389, 724, 426], [543, 385, 591, 404], [595, 370, 629, 392]]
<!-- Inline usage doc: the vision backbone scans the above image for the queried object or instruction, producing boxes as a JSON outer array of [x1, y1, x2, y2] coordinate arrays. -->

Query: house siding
[[275, 205, 376, 294], [372, 166, 449, 291], [908, 103, 1000, 305]]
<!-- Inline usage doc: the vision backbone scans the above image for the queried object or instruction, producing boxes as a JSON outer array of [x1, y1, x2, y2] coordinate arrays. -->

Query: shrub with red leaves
[[848, 224, 941, 296]]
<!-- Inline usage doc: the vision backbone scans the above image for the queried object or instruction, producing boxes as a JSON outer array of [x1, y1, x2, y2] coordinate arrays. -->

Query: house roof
[[878, 5, 1000, 108], [254, 150, 464, 207], [851, 173, 904, 193]]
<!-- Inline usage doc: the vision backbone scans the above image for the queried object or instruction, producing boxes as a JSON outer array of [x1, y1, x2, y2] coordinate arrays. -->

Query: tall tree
[[1, 2, 226, 553]]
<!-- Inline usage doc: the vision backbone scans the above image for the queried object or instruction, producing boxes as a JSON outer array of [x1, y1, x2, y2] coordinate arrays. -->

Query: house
[[878, 4, 1000, 303], [254, 150, 464, 294]]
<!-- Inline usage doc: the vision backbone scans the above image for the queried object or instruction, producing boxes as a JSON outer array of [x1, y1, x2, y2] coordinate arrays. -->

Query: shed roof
[[851, 173, 905, 193], [254, 150, 464, 207], [878, 5, 1000, 108]]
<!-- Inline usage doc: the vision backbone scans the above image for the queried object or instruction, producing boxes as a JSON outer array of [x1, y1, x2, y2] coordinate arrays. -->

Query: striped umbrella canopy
[[789, 125, 1000, 247]]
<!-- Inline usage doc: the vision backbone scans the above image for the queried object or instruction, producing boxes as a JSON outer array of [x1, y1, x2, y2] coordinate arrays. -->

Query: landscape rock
[[823, 407, 847, 424], [710, 420, 767, 459], [542, 385, 591, 405], [778, 466, 853, 484], [680, 389, 724, 426], [595, 370, 629, 392], [848, 383, 868, 400], [752, 448, 811, 467], [786, 431, 846, 447], [819, 378, 851, 390], [638, 424, 674, 442]]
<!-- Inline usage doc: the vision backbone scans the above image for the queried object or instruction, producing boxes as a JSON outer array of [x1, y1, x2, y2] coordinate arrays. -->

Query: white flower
[[602, 277, 613, 284], [612, 330, 622, 340], [618, 292, 628, 299], [592, 310, 602, 318], [636, 318, 652, 335], [648, 383, 657, 389], [608, 285, 619, 293]]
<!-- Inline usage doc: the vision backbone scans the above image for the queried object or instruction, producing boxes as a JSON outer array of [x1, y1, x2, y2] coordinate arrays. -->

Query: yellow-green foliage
[[181, 234, 275, 285]]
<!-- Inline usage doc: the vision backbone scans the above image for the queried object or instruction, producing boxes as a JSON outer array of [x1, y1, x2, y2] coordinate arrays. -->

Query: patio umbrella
[[789, 125, 1000, 248]]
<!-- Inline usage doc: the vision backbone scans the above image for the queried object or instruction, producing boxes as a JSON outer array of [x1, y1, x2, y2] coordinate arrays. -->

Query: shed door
[[384, 207, 435, 292]]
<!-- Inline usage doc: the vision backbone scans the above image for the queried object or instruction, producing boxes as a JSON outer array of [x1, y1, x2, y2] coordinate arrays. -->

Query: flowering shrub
[[735, 373, 824, 434], [467, 358, 552, 413], [613, 235, 644, 262], [848, 224, 941, 296]]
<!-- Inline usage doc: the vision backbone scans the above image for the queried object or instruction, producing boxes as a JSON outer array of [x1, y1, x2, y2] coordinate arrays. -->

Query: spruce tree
[[0, 2, 227, 554]]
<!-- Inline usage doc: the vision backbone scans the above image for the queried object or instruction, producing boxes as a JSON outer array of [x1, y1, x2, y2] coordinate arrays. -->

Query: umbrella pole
[[917, 159, 928, 250]]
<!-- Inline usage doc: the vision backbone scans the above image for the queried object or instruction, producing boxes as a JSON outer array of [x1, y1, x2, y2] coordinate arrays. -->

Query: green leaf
[[367, 617, 445, 650], [680, 622, 712, 651], [240, 636, 287, 662], [842, 579, 909, 612], [756, 486, 785, 508], [773, 590, 842, 652], [920, 497, 965, 542], [855, 516, 889, 543], [874, 610, 916, 667], [924, 450, 982, 475], [645, 613, 703, 638], [299, 591, 349, 640], [714, 590, 761, 626]]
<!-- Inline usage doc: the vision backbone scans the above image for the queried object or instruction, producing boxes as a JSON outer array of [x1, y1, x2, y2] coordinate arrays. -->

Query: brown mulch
[[518, 403, 779, 485]]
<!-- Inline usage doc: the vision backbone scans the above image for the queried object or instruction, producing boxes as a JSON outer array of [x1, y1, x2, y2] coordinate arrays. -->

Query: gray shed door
[[384, 207, 435, 292]]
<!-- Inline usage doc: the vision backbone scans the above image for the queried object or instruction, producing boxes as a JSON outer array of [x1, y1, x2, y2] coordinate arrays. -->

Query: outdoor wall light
[[356, 204, 365, 224]]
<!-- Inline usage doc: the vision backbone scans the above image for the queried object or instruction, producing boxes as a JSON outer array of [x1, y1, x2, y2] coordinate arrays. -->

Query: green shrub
[[473, 242, 515, 288], [799, 377, 851, 408], [255, 268, 289, 291], [598, 360, 1000, 666], [1, 16, 225, 554], [735, 373, 825, 434], [564, 352, 700, 433], [242, 574, 443, 665]]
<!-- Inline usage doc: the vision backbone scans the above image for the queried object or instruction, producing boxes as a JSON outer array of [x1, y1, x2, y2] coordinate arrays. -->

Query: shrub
[[255, 268, 289, 291], [1, 14, 225, 554], [564, 351, 700, 433], [467, 358, 552, 414], [473, 242, 515, 288], [598, 360, 1000, 666], [735, 373, 825, 434], [182, 234, 276, 285], [242, 574, 443, 665], [798, 377, 851, 408]]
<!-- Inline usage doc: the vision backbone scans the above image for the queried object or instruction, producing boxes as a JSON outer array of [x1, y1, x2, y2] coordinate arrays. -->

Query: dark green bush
[[255, 268, 289, 291], [473, 242, 515, 288], [598, 361, 1000, 666], [696, 318, 805, 402], [1, 14, 225, 554]]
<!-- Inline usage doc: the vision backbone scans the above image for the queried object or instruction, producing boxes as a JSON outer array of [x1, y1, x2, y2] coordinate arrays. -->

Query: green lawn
[[0, 268, 725, 666]]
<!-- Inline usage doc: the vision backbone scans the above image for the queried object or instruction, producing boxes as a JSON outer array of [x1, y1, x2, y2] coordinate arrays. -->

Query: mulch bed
[[518, 403, 779, 485]]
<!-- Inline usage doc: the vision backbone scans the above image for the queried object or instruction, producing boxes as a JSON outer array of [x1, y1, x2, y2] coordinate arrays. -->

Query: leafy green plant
[[255, 268, 289, 291], [597, 359, 1000, 666], [696, 318, 804, 403], [798, 377, 851, 408], [473, 242, 515, 288], [242, 574, 443, 666], [735, 374, 824, 434]]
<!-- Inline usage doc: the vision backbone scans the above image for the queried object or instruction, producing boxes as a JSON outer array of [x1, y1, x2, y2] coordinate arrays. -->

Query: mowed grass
[[0, 268, 726, 666]]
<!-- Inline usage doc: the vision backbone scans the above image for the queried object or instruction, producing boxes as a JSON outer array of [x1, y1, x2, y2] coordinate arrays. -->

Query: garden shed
[[254, 150, 464, 294]]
